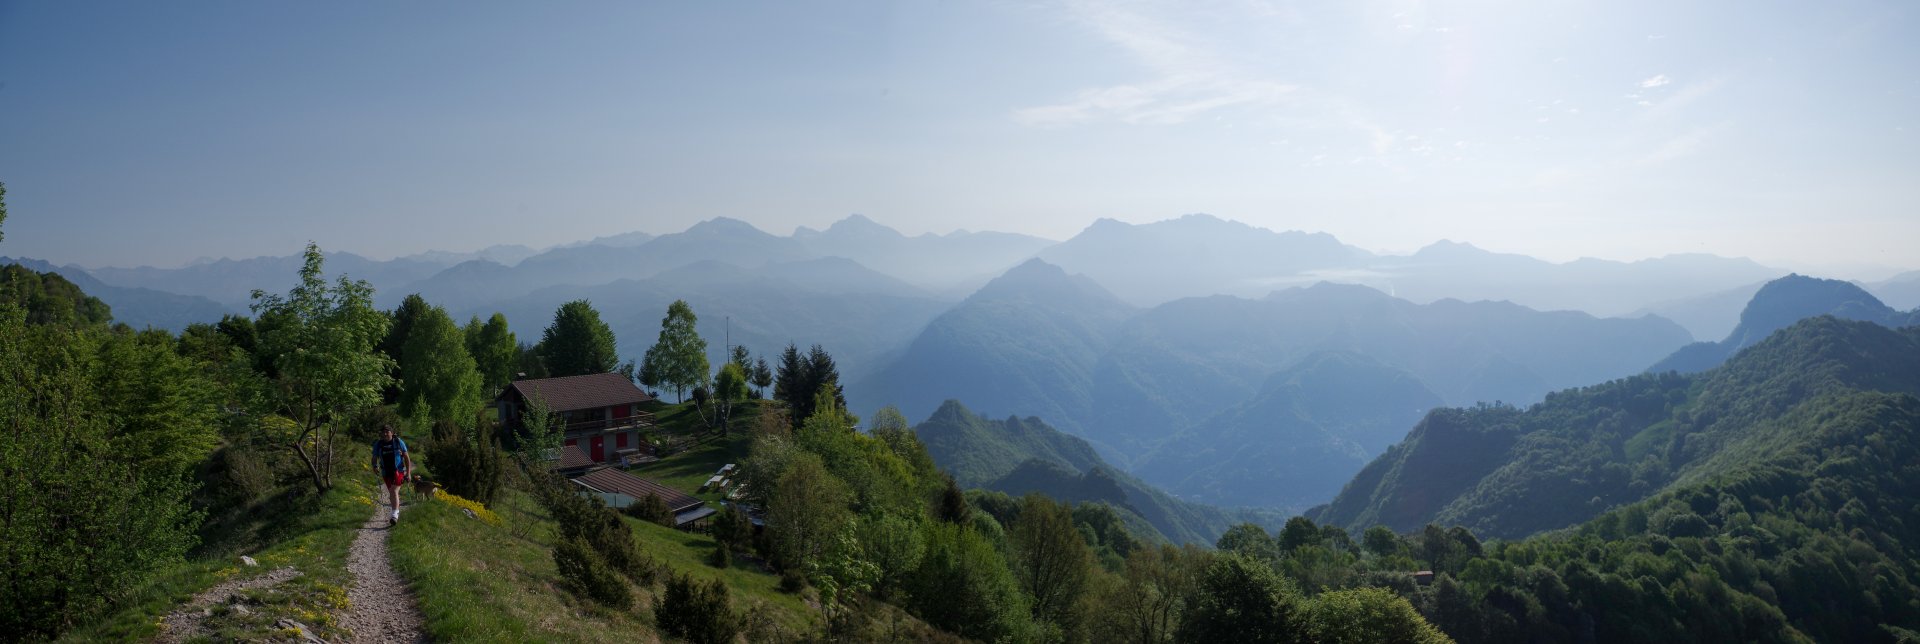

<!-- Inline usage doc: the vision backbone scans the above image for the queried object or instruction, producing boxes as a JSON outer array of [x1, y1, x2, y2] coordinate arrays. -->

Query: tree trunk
[[291, 425, 329, 494]]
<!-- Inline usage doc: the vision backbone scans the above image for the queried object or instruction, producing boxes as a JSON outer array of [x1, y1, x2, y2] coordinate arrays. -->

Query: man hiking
[[373, 425, 411, 525]]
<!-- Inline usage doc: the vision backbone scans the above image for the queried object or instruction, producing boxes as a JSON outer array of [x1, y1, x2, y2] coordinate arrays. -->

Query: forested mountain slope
[[910, 400, 1280, 546], [1314, 316, 1920, 539]]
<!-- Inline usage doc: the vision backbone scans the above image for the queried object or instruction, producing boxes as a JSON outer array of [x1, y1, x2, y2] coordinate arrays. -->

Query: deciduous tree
[[399, 305, 483, 425], [250, 243, 394, 493], [643, 299, 708, 401]]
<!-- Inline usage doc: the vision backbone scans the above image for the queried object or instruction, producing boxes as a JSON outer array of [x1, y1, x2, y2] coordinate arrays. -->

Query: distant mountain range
[[852, 257, 1694, 511], [49, 213, 1814, 336]]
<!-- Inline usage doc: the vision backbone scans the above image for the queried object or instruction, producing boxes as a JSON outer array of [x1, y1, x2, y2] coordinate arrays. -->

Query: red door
[[590, 436, 605, 462], [616, 432, 629, 449]]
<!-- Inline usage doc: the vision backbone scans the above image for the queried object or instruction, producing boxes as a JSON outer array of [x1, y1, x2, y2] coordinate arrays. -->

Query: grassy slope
[[388, 398, 822, 641], [62, 467, 377, 642]]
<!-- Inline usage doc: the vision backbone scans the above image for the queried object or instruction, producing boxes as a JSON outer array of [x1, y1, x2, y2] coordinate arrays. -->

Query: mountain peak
[[684, 217, 767, 237], [824, 213, 904, 238]]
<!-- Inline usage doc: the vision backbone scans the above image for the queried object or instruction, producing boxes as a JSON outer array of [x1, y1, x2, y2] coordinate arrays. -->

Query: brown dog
[[410, 475, 439, 501]]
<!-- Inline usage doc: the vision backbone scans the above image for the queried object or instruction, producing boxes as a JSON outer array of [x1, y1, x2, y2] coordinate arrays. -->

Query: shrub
[[779, 566, 808, 593], [709, 543, 731, 569], [623, 492, 673, 526], [657, 572, 740, 644], [539, 479, 658, 584], [423, 419, 505, 504], [553, 536, 631, 609]]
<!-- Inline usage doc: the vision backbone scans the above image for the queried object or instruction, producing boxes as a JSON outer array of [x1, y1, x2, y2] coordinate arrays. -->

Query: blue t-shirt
[[373, 438, 408, 475]]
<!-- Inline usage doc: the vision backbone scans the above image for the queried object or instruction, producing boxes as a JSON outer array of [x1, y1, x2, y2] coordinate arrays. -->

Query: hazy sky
[[2, 1, 1916, 276]]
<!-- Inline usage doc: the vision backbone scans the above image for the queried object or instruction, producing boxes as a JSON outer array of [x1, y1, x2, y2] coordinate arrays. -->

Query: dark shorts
[[383, 470, 406, 488]]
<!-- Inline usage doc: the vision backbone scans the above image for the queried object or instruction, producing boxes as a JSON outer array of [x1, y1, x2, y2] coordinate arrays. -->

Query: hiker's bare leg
[[387, 482, 401, 510]]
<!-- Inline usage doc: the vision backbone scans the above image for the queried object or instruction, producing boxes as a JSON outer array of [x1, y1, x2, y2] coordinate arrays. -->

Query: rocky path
[[158, 565, 303, 643], [339, 503, 427, 643]]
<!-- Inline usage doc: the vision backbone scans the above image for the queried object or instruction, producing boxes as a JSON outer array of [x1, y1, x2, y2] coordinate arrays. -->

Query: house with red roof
[[496, 372, 655, 463]]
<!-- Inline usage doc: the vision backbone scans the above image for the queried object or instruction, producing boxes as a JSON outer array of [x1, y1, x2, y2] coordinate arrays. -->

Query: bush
[[538, 478, 658, 584], [709, 543, 731, 569], [623, 492, 673, 526], [423, 419, 505, 504], [553, 536, 631, 609], [711, 504, 752, 552], [210, 443, 275, 504], [657, 572, 740, 644], [779, 566, 808, 593]]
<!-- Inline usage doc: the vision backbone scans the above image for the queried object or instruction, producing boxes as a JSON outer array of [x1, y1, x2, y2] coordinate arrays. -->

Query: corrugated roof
[[505, 373, 652, 412], [571, 468, 704, 514]]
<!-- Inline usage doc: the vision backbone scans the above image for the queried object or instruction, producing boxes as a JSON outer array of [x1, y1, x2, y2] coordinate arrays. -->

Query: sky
[[1, 0, 1916, 278]]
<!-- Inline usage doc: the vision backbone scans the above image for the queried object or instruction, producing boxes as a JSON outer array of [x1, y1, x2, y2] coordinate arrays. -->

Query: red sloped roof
[[570, 468, 704, 514], [504, 373, 652, 412]]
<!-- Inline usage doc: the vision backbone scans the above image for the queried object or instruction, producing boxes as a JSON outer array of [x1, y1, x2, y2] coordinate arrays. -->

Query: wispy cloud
[[1639, 74, 1672, 89], [1012, 1, 1298, 127]]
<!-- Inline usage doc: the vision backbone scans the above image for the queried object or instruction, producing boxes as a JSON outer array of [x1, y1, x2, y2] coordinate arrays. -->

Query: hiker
[[372, 425, 411, 525]]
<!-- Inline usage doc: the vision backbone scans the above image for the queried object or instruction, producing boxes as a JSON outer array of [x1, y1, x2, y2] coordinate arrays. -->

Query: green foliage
[[766, 452, 851, 571], [1304, 587, 1451, 644], [537, 299, 618, 377], [463, 312, 517, 393], [713, 361, 749, 431], [642, 299, 709, 402], [711, 504, 753, 554], [657, 572, 741, 644], [552, 535, 631, 609], [379, 294, 431, 400], [1218, 523, 1280, 560], [0, 264, 112, 327], [423, 419, 505, 505], [905, 521, 1035, 642], [1092, 544, 1209, 644], [398, 304, 483, 426], [622, 492, 673, 527], [535, 475, 658, 584], [854, 513, 926, 601], [1010, 493, 1095, 631], [0, 309, 201, 639], [250, 243, 394, 493], [1178, 553, 1302, 644]]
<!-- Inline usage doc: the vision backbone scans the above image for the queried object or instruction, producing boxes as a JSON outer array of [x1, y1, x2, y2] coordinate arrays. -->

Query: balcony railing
[[561, 412, 656, 434]]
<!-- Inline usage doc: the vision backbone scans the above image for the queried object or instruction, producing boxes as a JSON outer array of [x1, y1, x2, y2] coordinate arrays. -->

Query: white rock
[[240, 555, 258, 567]]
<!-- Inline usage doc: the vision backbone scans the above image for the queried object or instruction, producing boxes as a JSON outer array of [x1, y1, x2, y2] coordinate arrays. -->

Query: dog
[[409, 474, 439, 501]]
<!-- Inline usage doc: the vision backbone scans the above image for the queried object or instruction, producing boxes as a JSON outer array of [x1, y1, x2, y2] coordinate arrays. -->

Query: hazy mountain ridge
[[54, 213, 1816, 338], [851, 259, 1139, 441], [1648, 274, 1920, 374], [909, 400, 1280, 545], [1086, 283, 1692, 463], [793, 214, 1055, 293], [1313, 315, 1920, 539], [1130, 351, 1444, 510]]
